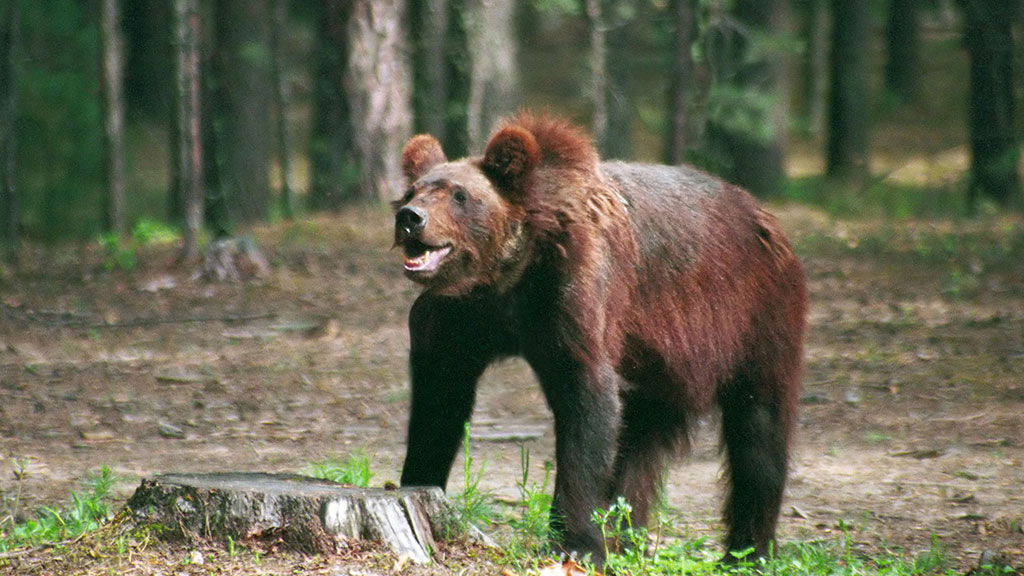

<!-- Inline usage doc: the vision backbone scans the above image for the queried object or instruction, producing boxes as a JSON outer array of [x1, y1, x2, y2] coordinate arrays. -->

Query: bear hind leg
[[608, 394, 688, 531], [718, 370, 795, 562]]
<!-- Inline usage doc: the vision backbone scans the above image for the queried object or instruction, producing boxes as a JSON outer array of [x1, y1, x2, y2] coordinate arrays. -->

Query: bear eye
[[452, 188, 468, 205], [401, 188, 416, 204]]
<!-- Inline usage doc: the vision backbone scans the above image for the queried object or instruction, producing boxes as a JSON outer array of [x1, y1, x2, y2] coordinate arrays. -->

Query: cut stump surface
[[126, 472, 452, 564]]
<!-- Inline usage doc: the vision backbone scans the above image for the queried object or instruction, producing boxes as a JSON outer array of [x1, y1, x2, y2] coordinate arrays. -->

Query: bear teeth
[[404, 245, 452, 272]]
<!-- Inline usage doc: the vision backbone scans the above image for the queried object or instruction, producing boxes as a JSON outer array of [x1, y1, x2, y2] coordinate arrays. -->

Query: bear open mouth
[[403, 241, 453, 273]]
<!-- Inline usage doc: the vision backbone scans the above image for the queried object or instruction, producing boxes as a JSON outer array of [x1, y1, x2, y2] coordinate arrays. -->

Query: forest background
[[0, 0, 1021, 258], [0, 2, 1023, 574]]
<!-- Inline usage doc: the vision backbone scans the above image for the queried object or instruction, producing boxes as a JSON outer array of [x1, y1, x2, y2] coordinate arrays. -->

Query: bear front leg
[[400, 296, 494, 489], [536, 360, 622, 567], [399, 358, 483, 488]]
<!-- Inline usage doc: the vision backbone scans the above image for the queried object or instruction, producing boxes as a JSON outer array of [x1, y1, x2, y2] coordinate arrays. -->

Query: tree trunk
[[960, 0, 1021, 208], [308, 0, 356, 211], [202, 6, 233, 238], [604, 1, 633, 159], [346, 0, 412, 203], [442, 0, 471, 158], [466, 0, 520, 151], [173, 0, 204, 262], [1018, 0, 1024, 93], [201, 237, 270, 281], [704, 0, 789, 197], [411, 0, 450, 139], [127, 473, 454, 564], [213, 0, 273, 223], [271, 0, 295, 219], [585, 0, 608, 150], [101, 0, 127, 238], [665, 0, 695, 165], [885, 0, 920, 103], [801, 0, 829, 139], [124, 0, 173, 122], [0, 0, 18, 262], [410, 0, 470, 157], [585, 0, 633, 158], [826, 0, 871, 184]]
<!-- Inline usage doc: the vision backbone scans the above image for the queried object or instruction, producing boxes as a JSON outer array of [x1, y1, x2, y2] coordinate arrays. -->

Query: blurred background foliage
[[15, 0, 104, 240], [0, 0, 1020, 251]]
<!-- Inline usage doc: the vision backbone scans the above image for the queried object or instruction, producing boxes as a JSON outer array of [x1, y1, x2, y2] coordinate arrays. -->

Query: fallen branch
[[3, 305, 276, 329], [92, 311, 277, 329]]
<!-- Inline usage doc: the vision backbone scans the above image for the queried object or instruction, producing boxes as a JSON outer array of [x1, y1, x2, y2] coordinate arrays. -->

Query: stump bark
[[200, 237, 270, 281], [126, 472, 453, 564]]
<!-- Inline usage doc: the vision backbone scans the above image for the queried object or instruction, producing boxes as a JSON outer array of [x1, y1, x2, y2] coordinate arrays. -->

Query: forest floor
[[0, 204, 1022, 575]]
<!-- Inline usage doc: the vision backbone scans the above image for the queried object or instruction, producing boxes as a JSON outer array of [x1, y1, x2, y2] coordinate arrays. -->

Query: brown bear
[[393, 112, 807, 565]]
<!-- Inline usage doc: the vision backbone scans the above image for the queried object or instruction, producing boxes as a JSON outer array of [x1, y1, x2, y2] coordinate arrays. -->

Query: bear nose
[[396, 206, 428, 236]]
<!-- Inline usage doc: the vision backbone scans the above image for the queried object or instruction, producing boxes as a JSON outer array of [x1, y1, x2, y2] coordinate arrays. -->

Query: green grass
[[449, 424, 496, 537], [98, 218, 182, 272], [301, 451, 373, 487], [570, 509, 964, 576], [782, 176, 974, 220], [0, 466, 117, 552], [0, 454, 1004, 575], [446, 436, 977, 576], [505, 446, 554, 559]]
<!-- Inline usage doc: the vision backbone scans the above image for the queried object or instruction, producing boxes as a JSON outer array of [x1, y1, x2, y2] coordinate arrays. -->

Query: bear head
[[392, 124, 541, 296]]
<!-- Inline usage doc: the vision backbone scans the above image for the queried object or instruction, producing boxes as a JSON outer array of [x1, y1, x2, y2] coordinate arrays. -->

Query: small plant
[[131, 218, 179, 246], [592, 497, 650, 574], [302, 451, 373, 487], [98, 219, 180, 273], [865, 430, 893, 445], [99, 233, 136, 272], [0, 458, 28, 543], [506, 446, 553, 558], [0, 466, 117, 552], [942, 265, 981, 301], [450, 423, 494, 536], [910, 535, 949, 574]]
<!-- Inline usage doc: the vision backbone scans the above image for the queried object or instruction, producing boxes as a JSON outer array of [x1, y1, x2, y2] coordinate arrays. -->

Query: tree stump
[[200, 237, 270, 282], [126, 472, 453, 564]]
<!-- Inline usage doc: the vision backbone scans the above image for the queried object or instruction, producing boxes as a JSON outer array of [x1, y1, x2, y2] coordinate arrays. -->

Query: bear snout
[[395, 206, 428, 239]]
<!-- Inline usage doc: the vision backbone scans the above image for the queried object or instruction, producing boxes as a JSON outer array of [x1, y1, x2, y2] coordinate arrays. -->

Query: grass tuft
[[0, 466, 118, 552], [449, 424, 495, 537], [506, 446, 554, 559], [301, 451, 373, 487]]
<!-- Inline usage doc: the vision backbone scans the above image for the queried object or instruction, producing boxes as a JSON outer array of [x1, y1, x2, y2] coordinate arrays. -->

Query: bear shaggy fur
[[393, 113, 807, 564]]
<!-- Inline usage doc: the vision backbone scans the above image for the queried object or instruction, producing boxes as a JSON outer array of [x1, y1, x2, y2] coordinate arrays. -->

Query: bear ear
[[482, 125, 540, 201], [402, 135, 447, 183]]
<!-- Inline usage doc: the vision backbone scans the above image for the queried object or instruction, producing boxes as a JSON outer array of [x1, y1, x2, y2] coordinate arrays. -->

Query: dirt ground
[[0, 206, 1022, 573]]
